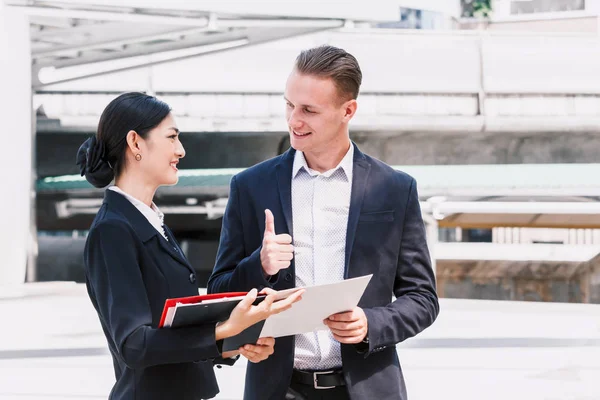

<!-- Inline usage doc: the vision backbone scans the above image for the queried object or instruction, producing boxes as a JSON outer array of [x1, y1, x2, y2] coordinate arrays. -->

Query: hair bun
[[76, 136, 114, 188]]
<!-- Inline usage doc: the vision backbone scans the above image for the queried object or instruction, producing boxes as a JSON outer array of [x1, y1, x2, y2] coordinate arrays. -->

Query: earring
[[135, 153, 142, 161]]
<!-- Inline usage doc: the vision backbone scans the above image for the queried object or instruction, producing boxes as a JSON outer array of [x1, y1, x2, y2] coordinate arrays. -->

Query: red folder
[[158, 292, 247, 328]]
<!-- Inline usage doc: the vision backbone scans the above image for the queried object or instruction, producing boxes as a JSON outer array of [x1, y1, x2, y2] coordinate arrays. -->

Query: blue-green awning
[[38, 164, 600, 197]]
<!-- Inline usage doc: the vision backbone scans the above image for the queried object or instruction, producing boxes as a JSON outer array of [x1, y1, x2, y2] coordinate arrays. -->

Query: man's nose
[[287, 109, 303, 129]]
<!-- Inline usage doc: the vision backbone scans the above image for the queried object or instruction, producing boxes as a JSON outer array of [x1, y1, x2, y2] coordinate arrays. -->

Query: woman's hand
[[221, 350, 239, 359], [239, 337, 276, 363], [216, 288, 304, 340]]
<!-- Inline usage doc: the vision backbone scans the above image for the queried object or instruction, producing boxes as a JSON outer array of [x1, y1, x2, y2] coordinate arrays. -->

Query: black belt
[[291, 369, 346, 389]]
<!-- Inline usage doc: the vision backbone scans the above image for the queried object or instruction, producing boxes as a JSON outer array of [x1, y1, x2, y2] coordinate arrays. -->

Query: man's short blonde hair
[[294, 45, 362, 102]]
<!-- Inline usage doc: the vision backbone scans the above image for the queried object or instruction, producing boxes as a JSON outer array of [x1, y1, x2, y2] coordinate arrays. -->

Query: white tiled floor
[[1, 282, 599, 400]]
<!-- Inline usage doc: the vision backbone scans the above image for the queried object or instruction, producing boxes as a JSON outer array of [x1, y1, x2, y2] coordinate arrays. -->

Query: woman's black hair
[[76, 92, 171, 188]]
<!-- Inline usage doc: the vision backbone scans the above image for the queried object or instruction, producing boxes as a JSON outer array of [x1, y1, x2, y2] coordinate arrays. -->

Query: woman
[[76, 92, 302, 400]]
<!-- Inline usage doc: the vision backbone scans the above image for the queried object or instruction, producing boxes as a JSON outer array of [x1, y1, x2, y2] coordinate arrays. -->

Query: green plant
[[462, 0, 493, 18]]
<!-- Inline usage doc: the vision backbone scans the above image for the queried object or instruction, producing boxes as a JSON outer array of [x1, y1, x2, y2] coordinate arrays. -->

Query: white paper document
[[259, 274, 372, 338]]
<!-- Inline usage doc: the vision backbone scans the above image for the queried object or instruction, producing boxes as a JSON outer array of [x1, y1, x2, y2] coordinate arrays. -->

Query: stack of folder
[[159, 275, 372, 352]]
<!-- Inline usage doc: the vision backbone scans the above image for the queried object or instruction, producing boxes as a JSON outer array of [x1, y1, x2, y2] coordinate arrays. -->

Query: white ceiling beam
[[33, 24, 341, 87], [31, 18, 342, 59], [33, 25, 213, 57], [33, 37, 72, 47], [35, 37, 251, 87], [8, 0, 399, 21], [218, 19, 345, 28], [33, 29, 249, 68], [29, 15, 75, 29], [32, 21, 154, 40], [12, 5, 211, 26]]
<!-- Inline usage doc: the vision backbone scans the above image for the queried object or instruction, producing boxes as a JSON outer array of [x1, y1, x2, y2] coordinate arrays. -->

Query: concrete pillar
[[0, 4, 32, 295]]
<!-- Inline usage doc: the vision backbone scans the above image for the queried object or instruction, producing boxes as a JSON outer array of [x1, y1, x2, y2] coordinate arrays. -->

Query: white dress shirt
[[292, 144, 354, 371], [108, 186, 167, 241]]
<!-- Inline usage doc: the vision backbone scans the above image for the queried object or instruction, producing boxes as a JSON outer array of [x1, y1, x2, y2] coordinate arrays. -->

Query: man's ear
[[342, 99, 358, 122]]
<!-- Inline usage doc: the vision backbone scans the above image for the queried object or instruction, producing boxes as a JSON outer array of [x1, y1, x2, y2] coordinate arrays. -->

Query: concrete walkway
[[1, 282, 599, 400]]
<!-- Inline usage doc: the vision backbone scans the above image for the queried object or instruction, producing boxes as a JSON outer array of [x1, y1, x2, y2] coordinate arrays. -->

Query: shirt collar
[[108, 186, 165, 226], [292, 143, 354, 181]]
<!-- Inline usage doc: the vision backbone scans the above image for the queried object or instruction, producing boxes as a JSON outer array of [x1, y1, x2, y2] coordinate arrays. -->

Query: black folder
[[159, 292, 267, 352]]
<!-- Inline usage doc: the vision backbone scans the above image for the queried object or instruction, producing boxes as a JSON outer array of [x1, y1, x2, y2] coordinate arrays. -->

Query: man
[[208, 45, 439, 400]]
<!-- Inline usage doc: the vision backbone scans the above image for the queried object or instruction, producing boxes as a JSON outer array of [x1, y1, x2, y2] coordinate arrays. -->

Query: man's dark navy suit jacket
[[208, 144, 439, 400]]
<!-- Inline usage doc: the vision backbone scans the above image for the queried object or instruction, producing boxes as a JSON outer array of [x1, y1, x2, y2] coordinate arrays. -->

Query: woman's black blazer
[[84, 189, 228, 400]]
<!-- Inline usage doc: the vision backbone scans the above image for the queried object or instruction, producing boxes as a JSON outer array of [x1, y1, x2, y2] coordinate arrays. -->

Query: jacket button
[[285, 273, 292, 282], [189, 273, 196, 284]]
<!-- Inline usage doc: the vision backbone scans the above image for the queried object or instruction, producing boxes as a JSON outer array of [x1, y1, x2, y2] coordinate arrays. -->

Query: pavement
[[1, 282, 599, 400]]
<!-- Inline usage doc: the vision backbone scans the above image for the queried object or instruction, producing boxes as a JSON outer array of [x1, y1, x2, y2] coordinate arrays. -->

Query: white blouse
[[108, 186, 168, 241]]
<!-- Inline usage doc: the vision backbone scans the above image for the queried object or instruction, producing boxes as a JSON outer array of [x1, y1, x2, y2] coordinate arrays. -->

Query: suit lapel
[[104, 189, 194, 274], [161, 225, 195, 274], [276, 148, 296, 235], [344, 146, 371, 278]]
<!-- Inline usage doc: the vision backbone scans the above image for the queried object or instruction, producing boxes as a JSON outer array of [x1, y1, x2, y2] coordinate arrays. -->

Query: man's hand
[[239, 337, 276, 363], [260, 209, 294, 277], [324, 307, 368, 344]]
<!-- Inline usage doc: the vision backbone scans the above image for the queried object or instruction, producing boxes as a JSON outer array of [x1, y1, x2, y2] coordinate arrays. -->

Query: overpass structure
[[33, 28, 600, 134], [0, 0, 459, 291], [3, 0, 600, 301], [34, 163, 600, 302]]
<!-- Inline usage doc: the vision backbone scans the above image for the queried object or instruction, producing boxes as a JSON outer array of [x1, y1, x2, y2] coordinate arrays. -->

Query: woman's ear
[[125, 130, 139, 153]]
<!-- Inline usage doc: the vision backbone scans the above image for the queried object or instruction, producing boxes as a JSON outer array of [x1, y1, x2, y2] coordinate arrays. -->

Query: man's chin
[[289, 137, 308, 152]]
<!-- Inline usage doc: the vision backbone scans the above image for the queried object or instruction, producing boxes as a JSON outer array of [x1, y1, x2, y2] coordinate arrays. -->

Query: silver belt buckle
[[313, 370, 336, 389]]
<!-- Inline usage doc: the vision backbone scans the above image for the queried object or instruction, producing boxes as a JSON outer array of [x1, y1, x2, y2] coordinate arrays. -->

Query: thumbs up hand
[[260, 209, 294, 277]]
